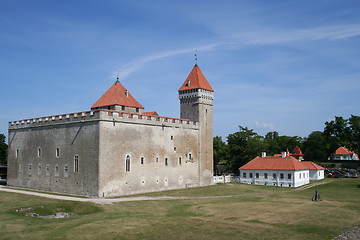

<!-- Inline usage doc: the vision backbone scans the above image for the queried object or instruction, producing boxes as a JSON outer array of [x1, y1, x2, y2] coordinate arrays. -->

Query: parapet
[[9, 110, 198, 130]]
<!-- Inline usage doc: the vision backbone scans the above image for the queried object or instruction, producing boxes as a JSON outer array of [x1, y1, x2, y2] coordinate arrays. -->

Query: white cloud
[[236, 24, 360, 45], [255, 121, 275, 131], [113, 43, 220, 80]]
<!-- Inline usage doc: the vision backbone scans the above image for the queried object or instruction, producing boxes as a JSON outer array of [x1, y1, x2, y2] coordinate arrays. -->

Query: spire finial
[[116, 73, 119, 83], [194, 51, 198, 65]]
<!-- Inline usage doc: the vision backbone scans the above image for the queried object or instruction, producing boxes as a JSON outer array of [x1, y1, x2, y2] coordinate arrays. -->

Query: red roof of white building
[[91, 80, 144, 109], [239, 156, 309, 171], [178, 65, 214, 92], [301, 161, 325, 170], [239, 156, 324, 171], [335, 146, 356, 155]]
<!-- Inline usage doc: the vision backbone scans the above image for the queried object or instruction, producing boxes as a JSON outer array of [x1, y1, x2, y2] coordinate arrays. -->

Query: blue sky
[[1, 0, 359, 141]]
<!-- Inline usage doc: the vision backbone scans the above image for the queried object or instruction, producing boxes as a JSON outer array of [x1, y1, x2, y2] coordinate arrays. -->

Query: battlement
[[9, 110, 198, 130], [179, 89, 214, 100]]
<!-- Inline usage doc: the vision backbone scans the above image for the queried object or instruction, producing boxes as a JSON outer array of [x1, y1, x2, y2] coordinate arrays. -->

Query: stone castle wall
[[7, 110, 200, 197]]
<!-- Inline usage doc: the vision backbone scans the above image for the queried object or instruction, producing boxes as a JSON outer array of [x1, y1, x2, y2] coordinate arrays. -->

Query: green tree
[[213, 136, 228, 173], [263, 131, 302, 155], [302, 131, 327, 161], [348, 115, 360, 154], [0, 134, 7, 165], [323, 116, 351, 155], [226, 126, 264, 173], [263, 131, 280, 155]]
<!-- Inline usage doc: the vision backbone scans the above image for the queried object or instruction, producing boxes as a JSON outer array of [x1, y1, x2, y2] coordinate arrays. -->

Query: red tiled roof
[[91, 80, 144, 109], [143, 112, 159, 116], [291, 146, 304, 156], [178, 65, 214, 92], [335, 146, 356, 155], [301, 161, 325, 170], [239, 156, 308, 170]]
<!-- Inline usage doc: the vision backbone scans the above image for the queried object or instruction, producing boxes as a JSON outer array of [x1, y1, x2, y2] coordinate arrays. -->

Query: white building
[[330, 147, 359, 161], [239, 152, 324, 188]]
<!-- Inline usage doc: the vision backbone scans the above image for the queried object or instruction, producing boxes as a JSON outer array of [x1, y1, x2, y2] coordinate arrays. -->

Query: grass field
[[0, 178, 359, 240]]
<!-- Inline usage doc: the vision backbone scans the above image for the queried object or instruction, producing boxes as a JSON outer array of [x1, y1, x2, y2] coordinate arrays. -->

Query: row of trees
[[214, 115, 360, 173], [0, 134, 7, 165]]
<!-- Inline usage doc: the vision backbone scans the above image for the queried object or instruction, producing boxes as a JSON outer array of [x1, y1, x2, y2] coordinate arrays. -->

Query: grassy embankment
[[0, 178, 359, 240]]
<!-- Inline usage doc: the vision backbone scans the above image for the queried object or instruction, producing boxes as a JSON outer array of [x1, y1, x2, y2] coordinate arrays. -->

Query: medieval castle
[[7, 64, 214, 197]]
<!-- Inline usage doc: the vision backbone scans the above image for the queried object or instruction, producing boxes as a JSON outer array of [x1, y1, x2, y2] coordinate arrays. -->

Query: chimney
[[261, 152, 266, 158], [281, 152, 287, 158], [125, 90, 129, 97]]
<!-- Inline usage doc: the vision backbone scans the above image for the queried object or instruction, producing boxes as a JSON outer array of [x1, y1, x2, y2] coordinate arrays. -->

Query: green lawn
[[1, 178, 359, 240]]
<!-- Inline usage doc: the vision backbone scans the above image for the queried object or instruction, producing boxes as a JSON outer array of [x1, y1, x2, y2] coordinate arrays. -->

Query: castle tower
[[178, 64, 214, 185], [91, 79, 144, 113]]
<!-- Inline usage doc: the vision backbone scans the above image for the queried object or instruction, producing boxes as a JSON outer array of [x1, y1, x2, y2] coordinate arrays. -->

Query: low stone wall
[[213, 175, 240, 183]]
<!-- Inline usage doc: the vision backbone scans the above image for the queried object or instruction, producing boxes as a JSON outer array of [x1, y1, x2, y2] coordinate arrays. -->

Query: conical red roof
[[178, 65, 214, 92], [91, 80, 144, 109]]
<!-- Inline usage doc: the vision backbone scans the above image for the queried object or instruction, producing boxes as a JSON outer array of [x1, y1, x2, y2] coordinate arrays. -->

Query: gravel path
[[332, 224, 360, 240], [0, 185, 243, 204], [0, 181, 331, 204]]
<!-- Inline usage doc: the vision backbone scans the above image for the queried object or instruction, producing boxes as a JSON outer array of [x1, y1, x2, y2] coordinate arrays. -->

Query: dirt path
[[0, 180, 331, 205], [0, 185, 246, 204]]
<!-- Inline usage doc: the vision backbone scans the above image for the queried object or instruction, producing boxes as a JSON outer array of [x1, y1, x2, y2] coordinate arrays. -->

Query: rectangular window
[[46, 165, 50, 176], [141, 157, 144, 164], [299, 173, 301, 179], [165, 158, 168, 166], [243, 172, 246, 178], [16, 149, 19, 158], [38, 148, 41, 157], [74, 155, 79, 173], [249, 173, 253, 178], [64, 165, 68, 177], [19, 162, 23, 172], [55, 165, 59, 176], [126, 155, 130, 172], [303, 173, 305, 178], [179, 157, 181, 165], [288, 174, 292, 179], [280, 173, 284, 179], [189, 153, 192, 160], [136, 108, 139, 113], [264, 173, 268, 179], [37, 164, 42, 175], [255, 173, 259, 178], [56, 148, 60, 158], [273, 173, 277, 179], [121, 106, 125, 111]]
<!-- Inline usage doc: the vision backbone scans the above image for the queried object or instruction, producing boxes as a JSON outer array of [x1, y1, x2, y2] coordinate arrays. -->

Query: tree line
[[0, 134, 7, 165], [214, 115, 360, 174]]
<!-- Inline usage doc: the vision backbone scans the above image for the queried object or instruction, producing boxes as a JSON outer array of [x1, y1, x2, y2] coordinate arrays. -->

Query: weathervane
[[116, 72, 119, 82], [195, 51, 198, 65]]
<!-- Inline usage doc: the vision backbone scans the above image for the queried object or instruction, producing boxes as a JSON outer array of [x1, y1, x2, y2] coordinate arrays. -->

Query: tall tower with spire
[[178, 64, 214, 186]]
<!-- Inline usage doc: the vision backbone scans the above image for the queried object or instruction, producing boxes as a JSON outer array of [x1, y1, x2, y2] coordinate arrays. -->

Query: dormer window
[[186, 80, 190, 86]]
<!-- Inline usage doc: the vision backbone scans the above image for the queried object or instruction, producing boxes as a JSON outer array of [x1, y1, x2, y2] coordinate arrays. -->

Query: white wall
[[239, 169, 310, 187], [309, 169, 324, 180]]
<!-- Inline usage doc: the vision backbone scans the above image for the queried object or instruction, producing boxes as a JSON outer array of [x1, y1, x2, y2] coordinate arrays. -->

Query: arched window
[[74, 155, 79, 173], [126, 155, 131, 172]]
